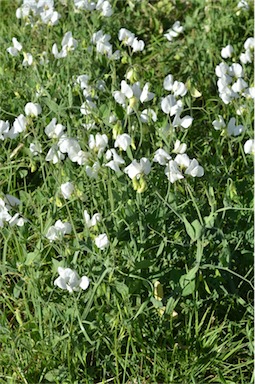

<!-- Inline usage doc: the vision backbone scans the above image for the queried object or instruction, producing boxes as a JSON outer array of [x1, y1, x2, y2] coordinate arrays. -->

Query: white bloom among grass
[[0, 120, 10, 140], [24, 102, 42, 117], [61, 182, 74, 199], [54, 267, 89, 293], [7, 37, 22, 56], [46, 220, 72, 242], [89, 133, 108, 157], [227, 117, 245, 136], [153, 148, 172, 166], [0, 198, 12, 227], [244, 139, 255, 154], [124, 158, 151, 180], [95, 233, 109, 250], [45, 118, 66, 138], [221, 44, 234, 59], [114, 134, 131, 151], [164, 21, 183, 42], [84, 210, 101, 228]]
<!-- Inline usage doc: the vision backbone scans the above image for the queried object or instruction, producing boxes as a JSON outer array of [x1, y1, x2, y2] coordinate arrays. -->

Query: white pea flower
[[221, 44, 234, 59], [164, 21, 183, 42], [140, 83, 155, 103], [173, 140, 187, 154], [45, 118, 66, 139], [105, 148, 125, 173], [0, 198, 12, 227], [163, 74, 174, 91], [118, 28, 135, 46], [29, 142, 42, 155], [7, 114, 27, 139], [40, 8, 60, 25], [9, 213, 26, 227], [165, 160, 184, 183], [46, 220, 72, 242], [45, 145, 65, 164], [175, 153, 191, 169], [114, 134, 131, 151], [7, 37, 22, 56], [140, 108, 157, 123], [92, 30, 113, 56], [0, 120, 10, 140], [89, 133, 108, 157], [25, 102, 42, 117], [61, 182, 74, 199], [161, 95, 182, 116], [124, 158, 151, 180], [54, 267, 89, 293], [232, 78, 248, 93], [172, 112, 193, 129], [228, 63, 243, 78], [153, 148, 172, 166], [95, 233, 109, 250], [22, 52, 33, 66], [84, 210, 101, 228], [227, 117, 245, 136], [185, 159, 204, 177], [212, 115, 226, 130], [96, 0, 113, 17], [237, 0, 249, 10], [131, 37, 145, 52], [244, 139, 255, 154], [86, 161, 100, 179], [80, 99, 97, 115]]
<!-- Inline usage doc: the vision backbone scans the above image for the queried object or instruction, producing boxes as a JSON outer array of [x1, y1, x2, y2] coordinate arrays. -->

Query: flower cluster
[[16, 0, 61, 26], [52, 31, 78, 59], [161, 74, 193, 129], [118, 28, 145, 52], [0, 196, 26, 228], [153, 141, 204, 183], [92, 30, 120, 59], [7, 37, 33, 66], [164, 21, 183, 42], [212, 116, 245, 137], [46, 220, 72, 242], [74, 0, 113, 17]]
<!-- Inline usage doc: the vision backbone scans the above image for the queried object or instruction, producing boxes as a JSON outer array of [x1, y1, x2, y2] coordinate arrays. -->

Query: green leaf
[[183, 216, 195, 241], [182, 279, 196, 296], [25, 252, 40, 266], [115, 281, 129, 298]]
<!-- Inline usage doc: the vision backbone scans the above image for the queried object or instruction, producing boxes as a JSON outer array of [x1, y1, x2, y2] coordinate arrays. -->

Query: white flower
[[7, 37, 22, 56], [118, 28, 135, 46], [9, 213, 26, 227], [95, 233, 109, 250], [46, 220, 72, 242], [45, 145, 65, 164], [61, 182, 74, 199], [7, 114, 27, 139], [153, 148, 171, 166], [80, 99, 97, 115], [25, 102, 42, 117], [96, 0, 113, 16], [221, 44, 234, 59], [131, 37, 145, 52], [174, 153, 191, 169], [52, 31, 78, 59], [227, 117, 245, 136], [228, 63, 243, 78], [232, 78, 248, 93], [89, 133, 108, 157], [0, 120, 10, 140], [164, 160, 184, 183], [0, 198, 12, 227], [105, 148, 125, 172], [92, 30, 112, 56], [237, 0, 249, 10], [54, 267, 89, 293], [22, 52, 33, 66], [29, 142, 42, 155], [164, 21, 183, 41], [114, 134, 131, 151], [45, 118, 66, 138], [86, 161, 100, 179], [212, 115, 226, 130], [40, 8, 60, 25], [185, 159, 204, 177], [84, 210, 101, 228], [124, 158, 151, 179], [173, 140, 187, 154], [172, 112, 193, 128], [244, 139, 255, 154], [161, 95, 182, 116], [140, 108, 157, 123], [140, 83, 155, 103]]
